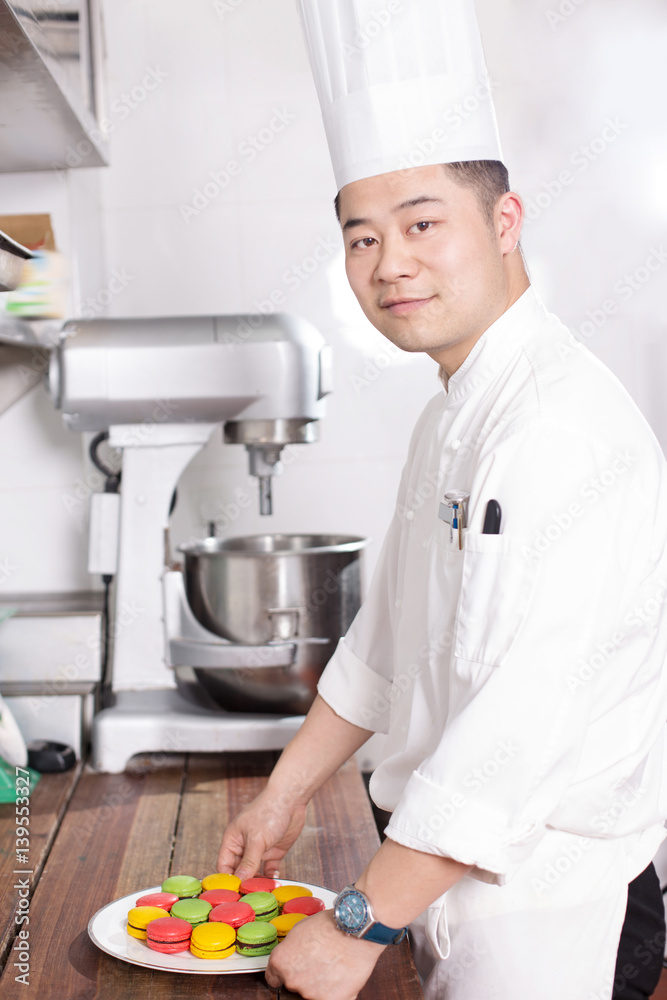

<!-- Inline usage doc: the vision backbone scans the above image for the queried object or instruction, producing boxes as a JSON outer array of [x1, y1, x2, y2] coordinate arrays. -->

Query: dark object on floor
[[27, 740, 76, 773], [613, 863, 665, 999]]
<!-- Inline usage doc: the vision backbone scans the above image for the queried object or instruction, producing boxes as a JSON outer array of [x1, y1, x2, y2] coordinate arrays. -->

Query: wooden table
[[0, 752, 424, 999]]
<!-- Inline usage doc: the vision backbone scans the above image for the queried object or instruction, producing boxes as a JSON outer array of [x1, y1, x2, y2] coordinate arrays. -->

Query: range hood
[[0, 0, 108, 172]]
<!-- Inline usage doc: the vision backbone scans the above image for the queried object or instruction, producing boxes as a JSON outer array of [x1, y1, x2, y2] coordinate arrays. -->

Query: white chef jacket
[[318, 286, 667, 999]]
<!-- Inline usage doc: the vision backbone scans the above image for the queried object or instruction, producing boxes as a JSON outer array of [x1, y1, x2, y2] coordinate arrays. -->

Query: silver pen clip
[[438, 490, 470, 550]]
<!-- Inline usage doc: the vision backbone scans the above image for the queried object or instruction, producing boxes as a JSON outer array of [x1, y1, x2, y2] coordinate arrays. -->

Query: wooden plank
[[0, 755, 186, 999], [0, 762, 82, 972]]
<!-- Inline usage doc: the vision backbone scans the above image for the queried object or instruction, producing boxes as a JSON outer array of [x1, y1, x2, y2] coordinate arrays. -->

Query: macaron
[[240, 876, 277, 895], [135, 891, 179, 910], [271, 912, 307, 940], [236, 920, 278, 957], [201, 873, 242, 893], [242, 891, 279, 922], [282, 896, 326, 916], [273, 885, 313, 909], [190, 921, 236, 960], [170, 897, 212, 927], [146, 916, 192, 954], [161, 875, 202, 898], [209, 900, 255, 928], [199, 888, 241, 906], [126, 906, 170, 940]]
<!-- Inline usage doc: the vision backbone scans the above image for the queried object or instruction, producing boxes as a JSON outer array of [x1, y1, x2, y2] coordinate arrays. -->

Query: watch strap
[[361, 922, 407, 946]]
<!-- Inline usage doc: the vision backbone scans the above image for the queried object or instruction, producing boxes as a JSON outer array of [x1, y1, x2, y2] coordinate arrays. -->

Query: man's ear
[[496, 192, 524, 254]]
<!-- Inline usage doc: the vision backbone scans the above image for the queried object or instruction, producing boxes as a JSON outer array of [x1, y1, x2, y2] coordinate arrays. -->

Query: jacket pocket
[[453, 533, 537, 668]]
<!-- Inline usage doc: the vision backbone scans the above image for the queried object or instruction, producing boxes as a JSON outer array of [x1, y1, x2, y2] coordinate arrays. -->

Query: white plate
[[88, 878, 336, 975]]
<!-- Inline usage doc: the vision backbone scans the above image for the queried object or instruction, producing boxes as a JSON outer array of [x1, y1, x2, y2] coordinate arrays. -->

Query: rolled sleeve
[[318, 637, 393, 733]]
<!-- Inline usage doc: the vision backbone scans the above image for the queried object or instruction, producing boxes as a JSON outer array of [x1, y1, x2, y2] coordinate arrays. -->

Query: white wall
[[0, 0, 665, 596], [0, 167, 106, 594]]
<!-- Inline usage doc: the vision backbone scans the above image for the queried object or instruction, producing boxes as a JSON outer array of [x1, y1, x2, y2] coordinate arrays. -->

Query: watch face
[[335, 890, 369, 933]]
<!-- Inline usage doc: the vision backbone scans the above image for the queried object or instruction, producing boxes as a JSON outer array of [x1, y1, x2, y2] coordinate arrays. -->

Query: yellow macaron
[[270, 912, 307, 939], [126, 906, 169, 940], [190, 920, 236, 960], [201, 872, 242, 893]]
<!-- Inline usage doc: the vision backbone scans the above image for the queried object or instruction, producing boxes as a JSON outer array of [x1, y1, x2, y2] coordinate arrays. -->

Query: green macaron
[[242, 891, 279, 922], [161, 875, 202, 898], [169, 897, 212, 927], [236, 920, 278, 957]]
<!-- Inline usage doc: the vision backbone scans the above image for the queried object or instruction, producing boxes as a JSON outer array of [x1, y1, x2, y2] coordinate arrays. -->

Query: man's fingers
[[216, 831, 244, 873], [234, 836, 267, 880], [216, 845, 241, 873]]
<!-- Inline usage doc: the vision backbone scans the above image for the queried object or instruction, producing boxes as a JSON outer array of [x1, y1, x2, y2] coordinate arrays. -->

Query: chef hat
[[297, 0, 503, 191]]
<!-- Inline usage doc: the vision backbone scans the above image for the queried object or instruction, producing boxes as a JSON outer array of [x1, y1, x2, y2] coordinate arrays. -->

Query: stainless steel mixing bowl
[[177, 533, 368, 714]]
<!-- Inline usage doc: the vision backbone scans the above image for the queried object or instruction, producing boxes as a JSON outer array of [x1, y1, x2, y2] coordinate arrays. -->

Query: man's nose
[[373, 237, 418, 283]]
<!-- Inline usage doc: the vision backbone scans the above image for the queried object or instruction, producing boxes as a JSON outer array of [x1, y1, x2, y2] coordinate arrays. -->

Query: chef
[[217, 2, 667, 998]]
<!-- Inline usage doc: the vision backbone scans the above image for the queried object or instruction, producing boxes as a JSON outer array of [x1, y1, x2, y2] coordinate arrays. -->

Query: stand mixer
[[47, 313, 364, 772]]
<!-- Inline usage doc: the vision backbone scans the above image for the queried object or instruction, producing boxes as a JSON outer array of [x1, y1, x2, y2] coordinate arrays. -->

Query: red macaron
[[282, 896, 326, 916], [135, 891, 179, 910], [146, 916, 193, 954], [240, 876, 277, 894], [209, 900, 256, 928], [199, 888, 241, 906]]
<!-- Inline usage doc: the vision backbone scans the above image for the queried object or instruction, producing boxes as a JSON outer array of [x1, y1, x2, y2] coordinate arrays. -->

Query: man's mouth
[[380, 296, 434, 316]]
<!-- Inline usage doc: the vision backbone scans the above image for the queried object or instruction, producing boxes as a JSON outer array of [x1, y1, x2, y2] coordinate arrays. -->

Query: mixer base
[[91, 689, 305, 773]]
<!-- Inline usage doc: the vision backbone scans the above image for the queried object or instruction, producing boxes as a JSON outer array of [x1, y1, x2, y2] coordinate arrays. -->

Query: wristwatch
[[333, 885, 407, 945]]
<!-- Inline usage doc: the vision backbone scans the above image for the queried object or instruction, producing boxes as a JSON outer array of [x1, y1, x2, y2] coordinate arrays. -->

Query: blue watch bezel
[[333, 885, 407, 946]]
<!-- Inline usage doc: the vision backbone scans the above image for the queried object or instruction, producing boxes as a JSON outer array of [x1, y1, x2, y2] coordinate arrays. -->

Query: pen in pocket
[[482, 500, 502, 534]]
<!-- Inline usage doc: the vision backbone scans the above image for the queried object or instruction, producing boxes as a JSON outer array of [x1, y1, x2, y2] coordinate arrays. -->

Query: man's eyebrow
[[341, 195, 445, 233], [395, 195, 445, 211]]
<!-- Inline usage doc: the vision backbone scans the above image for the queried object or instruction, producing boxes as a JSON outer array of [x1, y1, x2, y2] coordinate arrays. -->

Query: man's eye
[[351, 237, 377, 249], [409, 221, 433, 233]]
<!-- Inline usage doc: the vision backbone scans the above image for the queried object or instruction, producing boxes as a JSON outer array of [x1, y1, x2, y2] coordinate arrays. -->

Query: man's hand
[[217, 696, 373, 880], [265, 910, 385, 1000], [217, 786, 307, 880]]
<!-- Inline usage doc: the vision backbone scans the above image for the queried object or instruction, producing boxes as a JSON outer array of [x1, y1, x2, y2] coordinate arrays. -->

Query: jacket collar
[[442, 285, 549, 404]]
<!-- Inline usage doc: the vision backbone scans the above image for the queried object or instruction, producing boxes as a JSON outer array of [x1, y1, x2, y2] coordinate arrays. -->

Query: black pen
[[482, 499, 502, 534]]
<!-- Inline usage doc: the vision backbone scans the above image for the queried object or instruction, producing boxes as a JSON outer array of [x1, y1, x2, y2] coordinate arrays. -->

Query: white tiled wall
[[0, 0, 665, 601]]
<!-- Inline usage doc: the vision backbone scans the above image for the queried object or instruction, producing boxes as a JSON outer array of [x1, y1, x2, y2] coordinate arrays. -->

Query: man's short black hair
[[333, 160, 510, 224]]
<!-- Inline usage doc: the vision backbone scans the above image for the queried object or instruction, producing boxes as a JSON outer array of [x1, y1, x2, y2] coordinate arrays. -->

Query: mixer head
[[224, 417, 320, 516]]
